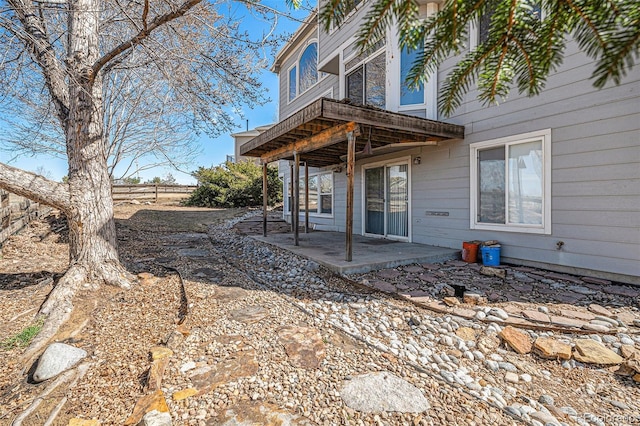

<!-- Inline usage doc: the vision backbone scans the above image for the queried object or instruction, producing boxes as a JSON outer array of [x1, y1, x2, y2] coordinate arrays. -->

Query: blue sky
[[3, 1, 313, 185]]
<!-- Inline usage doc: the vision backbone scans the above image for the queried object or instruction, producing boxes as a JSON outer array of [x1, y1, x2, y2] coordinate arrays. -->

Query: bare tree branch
[[0, 163, 70, 211], [92, 0, 203, 77]]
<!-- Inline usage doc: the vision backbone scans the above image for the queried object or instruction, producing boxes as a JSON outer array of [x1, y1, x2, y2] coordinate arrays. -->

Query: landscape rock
[[141, 410, 172, 426], [172, 388, 198, 401], [521, 310, 550, 323], [190, 350, 259, 395], [229, 305, 269, 323], [124, 390, 169, 425], [33, 343, 88, 383], [573, 339, 623, 365], [150, 347, 173, 360], [499, 326, 532, 354], [480, 266, 507, 279], [340, 372, 430, 413], [443, 296, 460, 307], [277, 326, 326, 369], [533, 338, 572, 360], [588, 304, 614, 317]]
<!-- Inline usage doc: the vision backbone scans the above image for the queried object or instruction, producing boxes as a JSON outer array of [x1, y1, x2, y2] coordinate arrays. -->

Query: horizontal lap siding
[[417, 40, 640, 278]]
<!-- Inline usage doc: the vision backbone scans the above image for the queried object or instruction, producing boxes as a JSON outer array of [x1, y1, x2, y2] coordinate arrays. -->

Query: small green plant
[[1, 317, 45, 350]]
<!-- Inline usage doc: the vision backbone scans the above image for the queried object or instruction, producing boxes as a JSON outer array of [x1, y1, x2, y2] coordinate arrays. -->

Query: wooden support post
[[293, 152, 300, 246], [289, 163, 294, 232], [154, 184, 159, 204], [262, 163, 268, 237], [346, 130, 356, 262], [304, 162, 309, 233]]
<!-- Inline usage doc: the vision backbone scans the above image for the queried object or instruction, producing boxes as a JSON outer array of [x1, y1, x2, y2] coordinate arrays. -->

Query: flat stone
[[141, 410, 172, 426], [191, 350, 258, 395], [68, 420, 100, 426], [603, 285, 640, 297], [443, 296, 460, 307], [33, 343, 88, 383], [545, 272, 582, 284], [369, 280, 397, 293], [522, 310, 550, 323], [455, 327, 477, 341], [377, 269, 401, 279], [148, 357, 169, 391], [573, 339, 623, 365], [340, 372, 430, 413], [530, 411, 560, 425], [403, 265, 424, 273], [499, 326, 532, 354], [150, 347, 173, 360], [568, 285, 597, 295], [229, 305, 269, 324], [450, 307, 476, 319], [219, 402, 304, 425], [124, 390, 169, 425], [215, 286, 248, 302], [582, 324, 611, 333], [277, 326, 326, 369], [590, 319, 614, 328], [550, 316, 585, 328], [510, 283, 534, 292], [462, 292, 485, 305], [620, 345, 640, 359], [172, 388, 198, 401], [616, 312, 637, 324], [417, 274, 438, 283], [554, 293, 586, 304], [533, 337, 572, 360], [581, 277, 612, 286], [480, 266, 506, 279], [560, 309, 596, 321], [588, 304, 614, 317]]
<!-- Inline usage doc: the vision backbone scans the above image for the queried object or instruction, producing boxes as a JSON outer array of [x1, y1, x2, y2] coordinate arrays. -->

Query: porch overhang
[[240, 98, 465, 167]]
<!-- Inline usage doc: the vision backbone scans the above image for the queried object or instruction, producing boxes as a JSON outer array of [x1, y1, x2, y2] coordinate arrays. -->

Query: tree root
[[22, 261, 135, 367]]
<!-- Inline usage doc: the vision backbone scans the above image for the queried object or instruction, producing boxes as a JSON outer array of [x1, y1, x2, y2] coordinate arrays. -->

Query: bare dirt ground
[[0, 203, 638, 426]]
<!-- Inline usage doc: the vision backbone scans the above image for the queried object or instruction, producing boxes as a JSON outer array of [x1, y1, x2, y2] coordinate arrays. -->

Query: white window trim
[[287, 39, 320, 104], [286, 63, 297, 105], [469, 129, 552, 234], [360, 156, 412, 242], [284, 171, 335, 219], [343, 46, 387, 108]]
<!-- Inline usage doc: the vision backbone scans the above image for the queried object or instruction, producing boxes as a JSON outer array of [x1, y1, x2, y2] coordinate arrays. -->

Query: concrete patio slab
[[251, 231, 460, 274]]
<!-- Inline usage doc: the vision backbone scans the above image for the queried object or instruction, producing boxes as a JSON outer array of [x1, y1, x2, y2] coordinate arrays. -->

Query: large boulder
[[33, 343, 87, 383]]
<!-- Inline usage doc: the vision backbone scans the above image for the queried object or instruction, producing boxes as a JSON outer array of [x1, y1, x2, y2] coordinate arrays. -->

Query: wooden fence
[[112, 184, 198, 203], [0, 190, 51, 246]]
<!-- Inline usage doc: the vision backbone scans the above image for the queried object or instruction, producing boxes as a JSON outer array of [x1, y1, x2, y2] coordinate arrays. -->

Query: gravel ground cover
[[0, 204, 638, 426]]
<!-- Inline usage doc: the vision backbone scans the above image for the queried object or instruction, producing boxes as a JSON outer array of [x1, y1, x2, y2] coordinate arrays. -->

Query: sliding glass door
[[364, 161, 409, 240]]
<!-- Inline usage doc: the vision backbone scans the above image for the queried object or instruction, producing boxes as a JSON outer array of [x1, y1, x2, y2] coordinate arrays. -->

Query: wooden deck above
[[240, 98, 465, 167]]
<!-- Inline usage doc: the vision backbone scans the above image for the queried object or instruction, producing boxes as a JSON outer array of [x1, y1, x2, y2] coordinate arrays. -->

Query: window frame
[[469, 129, 551, 234], [285, 170, 334, 218], [344, 48, 386, 108], [287, 40, 319, 104]]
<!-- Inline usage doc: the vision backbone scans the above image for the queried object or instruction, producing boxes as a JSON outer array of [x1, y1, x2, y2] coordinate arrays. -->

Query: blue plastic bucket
[[481, 246, 501, 266]]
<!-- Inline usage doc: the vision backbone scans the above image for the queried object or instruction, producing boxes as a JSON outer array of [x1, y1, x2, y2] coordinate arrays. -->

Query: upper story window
[[478, 3, 541, 45], [400, 43, 425, 106], [345, 51, 386, 108], [470, 129, 551, 234], [288, 41, 319, 102]]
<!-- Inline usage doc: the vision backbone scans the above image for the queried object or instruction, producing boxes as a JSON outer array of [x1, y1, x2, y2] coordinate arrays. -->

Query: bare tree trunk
[[22, 0, 132, 365]]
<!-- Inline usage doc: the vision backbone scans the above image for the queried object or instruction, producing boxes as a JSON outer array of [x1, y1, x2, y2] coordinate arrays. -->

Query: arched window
[[298, 42, 318, 93]]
